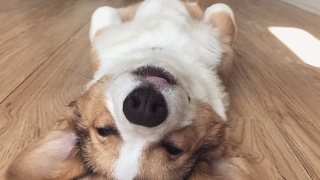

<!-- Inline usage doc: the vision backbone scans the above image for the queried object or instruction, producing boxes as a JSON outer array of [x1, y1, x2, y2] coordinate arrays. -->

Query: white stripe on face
[[113, 137, 147, 180]]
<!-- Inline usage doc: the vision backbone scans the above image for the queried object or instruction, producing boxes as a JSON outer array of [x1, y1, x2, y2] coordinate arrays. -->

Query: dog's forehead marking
[[113, 137, 148, 179], [104, 79, 147, 179]]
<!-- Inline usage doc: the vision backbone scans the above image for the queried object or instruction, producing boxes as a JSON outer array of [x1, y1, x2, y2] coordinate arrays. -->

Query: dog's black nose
[[123, 87, 168, 127]]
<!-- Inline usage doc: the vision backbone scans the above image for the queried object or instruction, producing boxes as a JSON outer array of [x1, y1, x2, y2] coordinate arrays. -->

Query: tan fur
[[138, 103, 226, 179], [207, 11, 237, 45], [90, 50, 100, 72], [218, 39, 235, 86], [6, 119, 86, 180], [210, 157, 257, 180], [186, 2, 204, 20], [205, 10, 237, 85], [71, 80, 123, 178], [119, 2, 142, 22], [92, 3, 143, 40]]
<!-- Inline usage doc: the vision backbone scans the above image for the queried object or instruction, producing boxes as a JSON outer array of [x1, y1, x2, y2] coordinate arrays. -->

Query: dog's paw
[[90, 6, 122, 42]]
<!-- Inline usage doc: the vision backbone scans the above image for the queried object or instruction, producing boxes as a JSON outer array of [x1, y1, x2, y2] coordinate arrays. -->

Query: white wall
[[282, 0, 320, 15]]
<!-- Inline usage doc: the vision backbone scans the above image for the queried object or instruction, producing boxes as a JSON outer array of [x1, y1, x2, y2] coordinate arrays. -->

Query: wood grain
[[0, 0, 107, 103], [0, 0, 79, 45], [0, 0, 320, 179], [223, 0, 320, 178]]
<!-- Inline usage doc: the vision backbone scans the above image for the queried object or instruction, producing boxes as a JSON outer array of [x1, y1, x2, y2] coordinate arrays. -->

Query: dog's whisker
[[64, 68, 104, 84], [194, 96, 209, 105], [101, 69, 110, 82]]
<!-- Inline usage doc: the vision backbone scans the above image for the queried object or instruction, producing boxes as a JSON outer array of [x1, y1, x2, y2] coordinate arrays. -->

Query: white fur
[[90, 0, 232, 178], [91, 3, 227, 120], [106, 66, 194, 141], [204, 3, 236, 25], [113, 137, 147, 180], [90, 6, 122, 43]]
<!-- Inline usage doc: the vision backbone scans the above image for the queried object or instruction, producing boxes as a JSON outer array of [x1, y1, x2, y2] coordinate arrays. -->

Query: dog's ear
[[6, 118, 87, 180], [204, 3, 237, 45], [203, 3, 237, 85], [208, 143, 257, 180], [208, 156, 257, 180], [190, 152, 257, 180], [90, 6, 123, 43]]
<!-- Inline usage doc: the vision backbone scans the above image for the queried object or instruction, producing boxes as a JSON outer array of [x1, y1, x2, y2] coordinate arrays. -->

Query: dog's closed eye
[[162, 141, 183, 156], [96, 126, 117, 137]]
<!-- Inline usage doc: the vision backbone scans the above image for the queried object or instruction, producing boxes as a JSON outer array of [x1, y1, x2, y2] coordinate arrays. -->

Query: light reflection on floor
[[268, 27, 320, 67]]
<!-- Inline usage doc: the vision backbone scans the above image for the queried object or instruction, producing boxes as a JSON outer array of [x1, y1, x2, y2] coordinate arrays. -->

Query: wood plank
[[0, 0, 45, 13], [222, 0, 320, 178], [234, 31, 320, 178], [0, 1, 132, 177], [0, 0, 77, 45], [227, 52, 313, 179], [226, 46, 314, 179], [0, 0, 106, 103], [0, 0, 134, 45], [0, 38, 92, 178], [282, 0, 320, 16], [0, 0, 319, 179]]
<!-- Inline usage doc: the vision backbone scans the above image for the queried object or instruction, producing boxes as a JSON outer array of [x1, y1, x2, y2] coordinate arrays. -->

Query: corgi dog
[[6, 0, 255, 179]]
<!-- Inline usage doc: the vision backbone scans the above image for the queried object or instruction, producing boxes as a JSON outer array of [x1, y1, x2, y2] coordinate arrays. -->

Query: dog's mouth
[[133, 65, 177, 85]]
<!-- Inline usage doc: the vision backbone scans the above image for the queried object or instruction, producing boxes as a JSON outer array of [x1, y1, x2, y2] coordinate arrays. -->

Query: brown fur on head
[[6, 1, 255, 180]]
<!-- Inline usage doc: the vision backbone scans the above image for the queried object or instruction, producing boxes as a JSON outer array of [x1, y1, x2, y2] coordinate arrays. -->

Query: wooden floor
[[0, 0, 319, 179]]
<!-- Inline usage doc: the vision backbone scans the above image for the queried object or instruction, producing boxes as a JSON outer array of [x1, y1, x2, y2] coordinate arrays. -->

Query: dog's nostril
[[123, 87, 168, 127], [131, 98, 141, 109], [152, 104, 164, 114]]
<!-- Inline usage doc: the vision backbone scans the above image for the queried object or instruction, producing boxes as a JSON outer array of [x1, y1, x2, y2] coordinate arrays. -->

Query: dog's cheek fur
[[184, 109, 255, 180], [74, 81, 123, 178], [137, 103, 226, 180]]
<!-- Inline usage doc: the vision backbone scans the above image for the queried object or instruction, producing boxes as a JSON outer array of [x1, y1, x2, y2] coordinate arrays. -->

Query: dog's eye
[[162, 141, 183, 155], [96, 127, 116, 137]]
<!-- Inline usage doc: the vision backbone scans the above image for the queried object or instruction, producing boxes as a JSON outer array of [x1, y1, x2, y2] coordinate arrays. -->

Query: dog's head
[[6, 3, 244, 180], [72, 79, 227, 179]]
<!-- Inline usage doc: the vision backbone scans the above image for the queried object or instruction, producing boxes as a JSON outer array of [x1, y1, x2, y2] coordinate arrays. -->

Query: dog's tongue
[[146, 76, 168, 85]]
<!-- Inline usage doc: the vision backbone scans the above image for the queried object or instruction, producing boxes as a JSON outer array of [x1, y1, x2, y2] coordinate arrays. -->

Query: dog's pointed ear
[[208, 156, 257, 180], [6, 118, 87, 180], [204, 3, 237, 45], [189, 151, 257, 180], [208, 143, 258, 180], [90, 6, 123, 43]]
